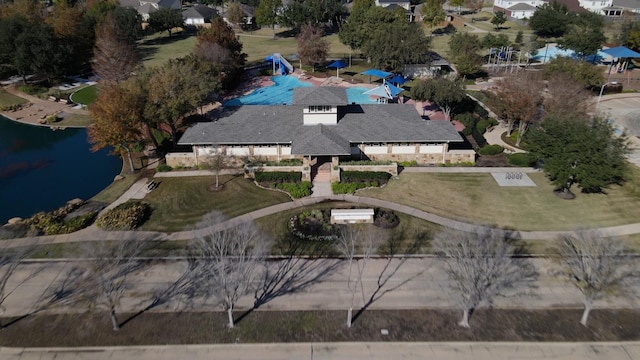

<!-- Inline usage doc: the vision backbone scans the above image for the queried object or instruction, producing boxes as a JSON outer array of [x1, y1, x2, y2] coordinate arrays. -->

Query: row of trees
[[88, 17, 246, 167], [1, 224, 636, 331], [255, 0, 346, 37]]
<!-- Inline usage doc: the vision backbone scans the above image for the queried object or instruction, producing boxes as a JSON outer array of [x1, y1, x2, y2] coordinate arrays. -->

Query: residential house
[[493, 0, 547, 18], [376, 0, 414, 21], [219, 3, 255, 26], [183, 5, 218, 26], [119, 0, 181, 21], [171, 87, 473, 172]]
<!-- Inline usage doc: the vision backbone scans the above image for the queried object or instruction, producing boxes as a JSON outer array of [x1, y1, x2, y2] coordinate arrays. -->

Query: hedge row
[[340, 160, 393, 166], [478, 144, 504, 155], [507, 153, 536, 167], [341, 171, 391, 183], [254, 171, 302, 183], [264, 159, 303, 166], [276, 181, 312, 198], [332, 181, 378, 194]]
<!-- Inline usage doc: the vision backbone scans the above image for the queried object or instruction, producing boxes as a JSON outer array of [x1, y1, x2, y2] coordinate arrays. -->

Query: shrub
[[264, 159, 303, 166], [456, 112, 476, 136], [341, 171, 390, 184], [340, 160, 392, 165], [332, 182, 377, 194], [276, 181, 312, 198], [27, 201, 95, 235], [254, 171, 302, 184], [507, 152, 535, 167], [478, 144, 504, 155], [374, 208, 399, 228], [96, 201, 150, 230], [19, 85, 47, 95], [398, 160, 418, 167], [156, 164, 172, 172], [288, 209, 339, 241]]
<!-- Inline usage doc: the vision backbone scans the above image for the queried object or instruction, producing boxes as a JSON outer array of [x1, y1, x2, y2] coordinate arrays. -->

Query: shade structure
[[363, 85, 392, 99], [327, 60, 348, 77], [602, 46, 640, 58], [388, 74, 407, 86], [360, 69, 393, 83], [384, 82, 404, 96]]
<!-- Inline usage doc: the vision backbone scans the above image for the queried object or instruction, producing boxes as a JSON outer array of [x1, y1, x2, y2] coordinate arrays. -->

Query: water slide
[[265, 53, 294, 75]]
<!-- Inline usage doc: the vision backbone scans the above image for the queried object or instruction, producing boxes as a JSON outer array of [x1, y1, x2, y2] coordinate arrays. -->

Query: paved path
[[597, 93, 640, 167], [2, 342, 640, 360]]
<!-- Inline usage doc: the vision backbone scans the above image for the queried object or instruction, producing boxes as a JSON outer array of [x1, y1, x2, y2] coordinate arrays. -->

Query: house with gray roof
[[119, 0, 181, 21], [183, 5, 218, 26], [172, 87, 473, 173]]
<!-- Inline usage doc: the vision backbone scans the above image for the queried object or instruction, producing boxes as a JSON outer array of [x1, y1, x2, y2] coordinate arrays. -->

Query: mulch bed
[[1, 309, 639, 347]]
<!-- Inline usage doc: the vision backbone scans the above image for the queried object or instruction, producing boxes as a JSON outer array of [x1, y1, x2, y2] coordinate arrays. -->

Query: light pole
[[596, 81, 617, 111]]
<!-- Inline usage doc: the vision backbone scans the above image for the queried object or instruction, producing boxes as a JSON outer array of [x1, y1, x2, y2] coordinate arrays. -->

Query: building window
[[308, 105, 332, 112]]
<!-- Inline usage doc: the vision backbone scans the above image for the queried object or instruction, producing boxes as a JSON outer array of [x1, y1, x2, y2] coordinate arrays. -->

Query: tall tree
[[338, 0, 375, 52], [560, 13, 606, 59], [543, 74, 592, 119], [448, 32, 483, 77], [410, 77, 466, 121], [360, 16, 431, 71], [296, 24, 329, 71], [227, 1, 246, 28], [490, 10, 506, 31], [145, 58, 214, 144], [255, 0, 282, 38], [434, 228, 537, 328], [529, 2, 570, 38], [420, 0, 445, 29], [93, 13, 140, 85], [194, 17, 246, 88], [110, 6, 144, 44], [553, 230, 639, 326], [88, 82, 144, 173], [525, 116, 629, 195], [486, 73, 544, 146], [148, 8, 183, 37], [190, 217, 267, 328], [618, 20, 640, 51]]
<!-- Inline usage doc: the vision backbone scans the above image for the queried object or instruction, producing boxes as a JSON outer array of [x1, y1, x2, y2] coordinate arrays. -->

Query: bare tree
[[190, 216, 267, 328], [486, 73, 544, 146], [47, 239, 147, 331], [553, 229, 639, 326], [335, 226, 379, 328], [543, 74, 593, 119], [433, 228, 537, 328], [296, 24, 329, 72], [0, 242, 39, 327], [93, 13, 140, 85]]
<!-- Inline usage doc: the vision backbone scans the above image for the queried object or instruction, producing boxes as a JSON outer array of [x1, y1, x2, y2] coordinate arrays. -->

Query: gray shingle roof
[[293, 87, 348, 105], [183, 5, 218, 20], [612, 0, 640, 9], [179, 87, 463, 155], [508, 3, 537, 10], [293, 125, 351, 155]]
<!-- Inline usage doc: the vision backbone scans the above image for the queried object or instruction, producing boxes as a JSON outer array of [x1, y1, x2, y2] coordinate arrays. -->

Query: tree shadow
[[350, 229, 431, 326], [235, 235, 340, 324]]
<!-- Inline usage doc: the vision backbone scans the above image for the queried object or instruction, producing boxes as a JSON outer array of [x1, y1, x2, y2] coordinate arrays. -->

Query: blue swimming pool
[[224, 76, 377, 106]]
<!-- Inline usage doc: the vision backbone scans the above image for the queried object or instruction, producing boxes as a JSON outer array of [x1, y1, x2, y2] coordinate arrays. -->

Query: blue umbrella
[[389, 75, 407, 86], [327, 60, 348, 77]]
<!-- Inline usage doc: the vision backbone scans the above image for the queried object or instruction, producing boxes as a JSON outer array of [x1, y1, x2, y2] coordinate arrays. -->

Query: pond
[[0, 115, 122, 224]]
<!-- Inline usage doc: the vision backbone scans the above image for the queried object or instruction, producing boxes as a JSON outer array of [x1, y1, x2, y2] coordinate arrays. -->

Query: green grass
[[0, 90, 28, 107], [140, 31, 198, 68], [58, 113, 92, 127], [91, 174, 137, 204], [139, 175, 291, 233], [357, 167, 640, 231], [69, 85, 97, 105]]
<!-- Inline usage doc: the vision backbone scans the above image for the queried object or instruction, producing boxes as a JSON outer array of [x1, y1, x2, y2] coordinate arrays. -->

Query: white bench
[[330, 209, 374, 224]]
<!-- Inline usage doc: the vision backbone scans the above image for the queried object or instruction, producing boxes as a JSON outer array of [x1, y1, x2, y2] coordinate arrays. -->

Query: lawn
[[138, 175, 291, 233], [58, 113, 92, 127], [0, 90, 27, 107], [139, 31, 198, 68], [357, 168, 640, 231], [91, 174, 139, 204], [69, 85, 97, 105], [1, 309, 638, 346], [255, 201, 440, 256]]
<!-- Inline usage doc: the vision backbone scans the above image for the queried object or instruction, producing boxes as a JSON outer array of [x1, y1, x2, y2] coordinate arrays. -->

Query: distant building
[[118, 0, 181, 21], [182, 5, 218, 26]]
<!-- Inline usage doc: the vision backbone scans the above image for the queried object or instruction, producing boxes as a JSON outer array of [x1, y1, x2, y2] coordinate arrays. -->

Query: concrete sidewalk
[[2, 342, 639, 360]]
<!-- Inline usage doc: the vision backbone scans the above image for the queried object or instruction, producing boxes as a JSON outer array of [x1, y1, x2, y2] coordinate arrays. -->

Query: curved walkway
[[5, 167, 640, 248]]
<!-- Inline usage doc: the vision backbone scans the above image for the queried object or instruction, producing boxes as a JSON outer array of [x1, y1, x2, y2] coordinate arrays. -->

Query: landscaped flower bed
[[288, 209, 340, 241]]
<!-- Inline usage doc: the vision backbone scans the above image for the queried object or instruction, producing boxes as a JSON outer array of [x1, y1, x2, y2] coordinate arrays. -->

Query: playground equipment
[[265, 53, 294, 75]]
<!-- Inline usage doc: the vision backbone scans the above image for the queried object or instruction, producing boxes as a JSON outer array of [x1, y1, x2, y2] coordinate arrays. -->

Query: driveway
[[597, 94, 640, 167]]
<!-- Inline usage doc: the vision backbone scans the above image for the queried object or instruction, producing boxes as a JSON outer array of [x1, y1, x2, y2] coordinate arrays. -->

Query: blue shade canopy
[[384, 82, 404, 96], [602, 46, 640, 58], [363, 85, 392, 99], [360, 69, 393, 78], [388, 75, 407, 85], [327, 60, 348, 69]]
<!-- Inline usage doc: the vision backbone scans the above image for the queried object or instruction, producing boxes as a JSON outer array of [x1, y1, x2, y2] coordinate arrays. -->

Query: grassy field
[[0, 90, 27, 107], [138, 175, 291, 233], [69, 85, 97, 105], [2, 309, 638, 346], [139, 31, 198, 68], [91, 174, 138, 204], [357, 168, 640, 231], [57, 113, 92, 127]]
